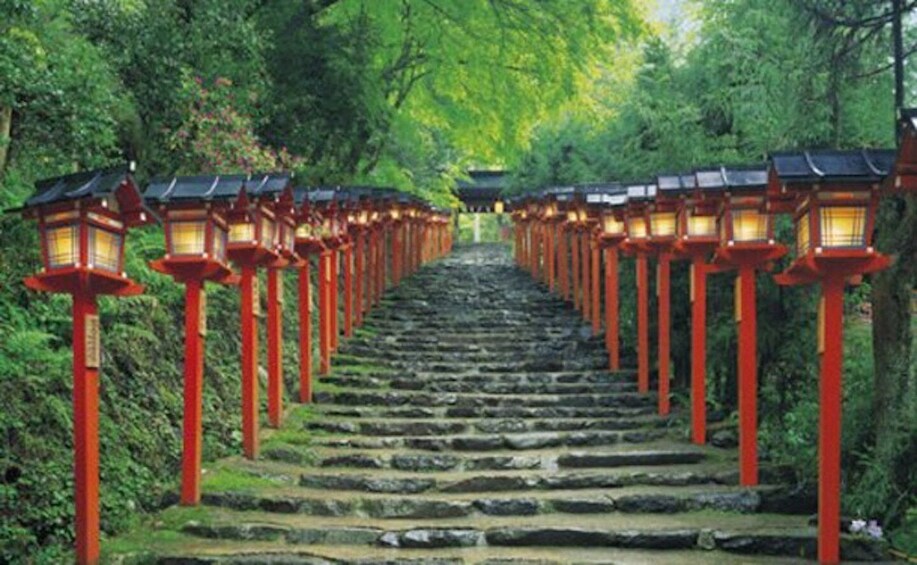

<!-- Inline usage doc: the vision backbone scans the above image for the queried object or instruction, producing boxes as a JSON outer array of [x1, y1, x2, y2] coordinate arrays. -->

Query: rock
[[473, 498, 540, 516], [181, 521, 287, 541], [263, 446, 312, 464], [505, 433, 563, 450], [696, 528, 716, 550], [466, 456, 540, 471], [485, 527, 613, 546], [362, 499, 472, 519], [549, 498, 615, 513], [391, 454, 460, 471], [613, 529, 698, 549], [392, 528, 483, 549], [710, 429, 738, 448], [557, 451, 704, 468], [298, 474, 435, 494], [614, 494, 686, 513], [690, 491, 760, 513], [285, 527, 381, 545], [452, 436, 505, 450], [320, 454, 384, 469], [440, 475, 532, 493]]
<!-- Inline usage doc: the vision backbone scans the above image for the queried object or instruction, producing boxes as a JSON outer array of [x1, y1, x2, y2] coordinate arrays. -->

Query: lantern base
[[774, 252, 890, 286], [25, 268, 144, 297], [150, 258, 239, 285], [712, 243, 787, 268], [227, 244, 281, 267], [294, 239, 326, 257]]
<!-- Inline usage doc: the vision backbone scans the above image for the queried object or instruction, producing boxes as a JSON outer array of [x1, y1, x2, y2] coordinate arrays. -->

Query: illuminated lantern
[[674, 168, 727, 446], [595, 185, 627, 371], [308, 188, 340, 374], [293, 187, 325, 404], [769, 149, 894, 565], [494, 200, 505, 215], [223, 173, 291, 460], [145, 175, 244, 507], [621, 182, 656, 394], [710, 166, 786, 488], [18, 165, 153, 565]]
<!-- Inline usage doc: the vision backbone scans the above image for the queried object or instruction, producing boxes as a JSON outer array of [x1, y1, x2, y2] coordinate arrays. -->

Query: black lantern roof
[[22, 164, 140, 209], [624, 182, 657, 201], [543, 186, 576, 202], [145, 174, 247, 203], [244, 172, 294, 199], [903, 108, 917, 130], [694, 165, 768, 192], [769, 149, 895, 185]]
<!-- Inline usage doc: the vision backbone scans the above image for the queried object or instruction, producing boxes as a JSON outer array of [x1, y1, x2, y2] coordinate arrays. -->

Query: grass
[[101, 506, 215, 560], [200, 465, 281, 493]]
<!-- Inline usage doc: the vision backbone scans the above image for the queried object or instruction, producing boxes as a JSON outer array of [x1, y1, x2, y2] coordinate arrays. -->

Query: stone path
[[112, 244, 886, 564]]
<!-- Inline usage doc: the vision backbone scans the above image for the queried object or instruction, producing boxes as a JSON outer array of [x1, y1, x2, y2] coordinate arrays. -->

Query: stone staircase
[[112, 244, 886, 564]]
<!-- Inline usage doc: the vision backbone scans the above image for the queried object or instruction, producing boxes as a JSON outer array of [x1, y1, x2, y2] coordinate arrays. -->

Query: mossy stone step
[[316, 405, 656, 420], [313, 390, 655, 409], [304, 416, 665, 437]]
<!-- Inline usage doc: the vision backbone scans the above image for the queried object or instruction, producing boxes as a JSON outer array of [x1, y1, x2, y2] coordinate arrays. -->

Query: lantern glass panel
[[260, 216, 276, 248], [687, 215, 716, 237], [577, 208, 588, 223], [650, 211, 676, 237], [213, 226, 227, 261], [819, 206, 866, 248], [169, 221, 206, 256], [796, 213, 810, 257], [731, 209, 769, 242], [296, 223, 313, 239], [390, 208, 401, 221], [229, 221, 255, 243], [544, 203, 556, 218], [566, 210, 577, 223], [46, 224, 79, 269], [358, 210, 369, 225], [627, 217, 647, 239], [494, 201, 505, 215], [602, 215, 624, 235], [89, 226, 121, 272]]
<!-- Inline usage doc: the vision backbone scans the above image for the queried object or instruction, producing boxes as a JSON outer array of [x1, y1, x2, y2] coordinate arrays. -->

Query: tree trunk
[[0, 106, 11, 175], [870, 196, 917, 520]]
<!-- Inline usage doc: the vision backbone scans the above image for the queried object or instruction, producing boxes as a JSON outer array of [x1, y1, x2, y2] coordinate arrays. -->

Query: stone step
[[332, 357, 609, 374], [310, 448, 704, 471], [199, 485, 774, 519], [340, 340, 606, 354], [171, 512, 885, 560], [149, 544, 808, 564], [320, 378, 639, 395], [315, 405, 657, 420], [304, 416, 666, 437], [312, 390, 655, 409], [332, 349, 608, 365], [313, 429, 667, 451], [295, 466, 744, 494]]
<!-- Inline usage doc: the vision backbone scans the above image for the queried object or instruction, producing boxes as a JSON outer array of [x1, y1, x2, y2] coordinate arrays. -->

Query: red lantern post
[[770, 149, 895, 564], [649, 175, 688, 416], [673, 169, 726, 445], [595, 186, 628, 371], [20, 166, 152, 565], [145, 175, 242, 505], [622, 183, 654, 394], [710, 167, 787, 486], [293, 189, 324, 403], [225, 173, 290, 459]]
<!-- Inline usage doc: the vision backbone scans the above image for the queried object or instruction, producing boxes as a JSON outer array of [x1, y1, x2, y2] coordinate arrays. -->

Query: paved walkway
[[110, 244, 884, 563]]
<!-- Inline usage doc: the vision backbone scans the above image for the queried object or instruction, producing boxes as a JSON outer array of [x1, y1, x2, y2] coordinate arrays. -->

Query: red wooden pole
[[330, 247, 339, 351], [240, 265, 259, 459], [737, 265, 758, 486], [591, 239, 601, 335], [180, 280, 204, 505], [571, 232, 580, 309], [604, 247, 620, 370], [636, 253, 649, 394], [73, 292, 100, 565], [392, 224, 401, 287], [318, 250, 331, 375], [657, 252, 671, 416], [355, 233, 365, 325], [546, 224, 555, 292], [267, 267, 283, 429], [375, 229, 384, 303], [819, 277, 845, 565], [559, 230, 569, 300], [343, 243, 353, 337], [367, 232, 376, 309], [297, 262, 312, 403], [691, 258, 707, 444], [581, 232, 591, 322]]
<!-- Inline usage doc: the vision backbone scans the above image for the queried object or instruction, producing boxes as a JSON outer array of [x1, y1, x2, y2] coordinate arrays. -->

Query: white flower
[[865, 520, 883, 539], [849, 519, 866, 534]]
